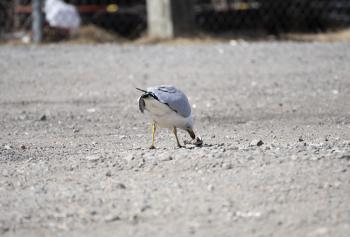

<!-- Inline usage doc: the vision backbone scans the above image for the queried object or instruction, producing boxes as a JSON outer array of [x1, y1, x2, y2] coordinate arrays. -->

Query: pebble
[[2, 170, 9, 177], [39, 114, 47, 121], [308, 227, 328, 236], [207, 185, 215, 191], [85, 155, 100, 161], [250, 139, 264, 147], [339, 154, 350, 161], [222, 163, 233, 169], [104, 214, 120, 222], [116, 183, 126, 189], [4, 144, 12, 150], [160, 154, 173, 161], [124, 154, 135, 161]]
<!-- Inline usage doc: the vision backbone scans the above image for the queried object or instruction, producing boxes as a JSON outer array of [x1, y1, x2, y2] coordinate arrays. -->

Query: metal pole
[[32, 0, 43, 43]]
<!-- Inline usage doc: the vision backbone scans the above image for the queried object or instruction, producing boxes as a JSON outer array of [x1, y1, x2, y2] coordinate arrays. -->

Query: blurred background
[[1, 0, 350, 43]]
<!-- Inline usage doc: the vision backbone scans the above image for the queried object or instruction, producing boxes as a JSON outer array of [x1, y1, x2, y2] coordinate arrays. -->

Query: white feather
[[143, 97, 193, 129]]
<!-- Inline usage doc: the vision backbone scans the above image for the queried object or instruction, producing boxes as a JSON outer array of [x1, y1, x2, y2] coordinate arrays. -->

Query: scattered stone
[[207, 185, 215, 191], [308, 227, 328, 236], [222, 163, 233, 169], [85, 155, 100, 161], [250, 139, 264, 146], [90, 210, 97, 216], [104, 214, 120, 222], [2, 170, 9, 177], [140, 205, 151, 212], [160, 153, 173, 161], [116, 183, 126, 189], [333, 182, 341, 188], [87, 108, 96, 113], [235, 211, 261, 218], [124, 154, 135, 161], [4, 144, 12, 150], [339, 154, 350, 161], [129, 214, 138, 224], [0, 226, 10, 234], [105, 170, 112, 177], [39, 114, 47, 121]]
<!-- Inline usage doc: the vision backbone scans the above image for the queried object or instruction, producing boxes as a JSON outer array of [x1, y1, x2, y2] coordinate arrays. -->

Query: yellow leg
[[172, 127, 183, 148], [150, 122, 156, 149]]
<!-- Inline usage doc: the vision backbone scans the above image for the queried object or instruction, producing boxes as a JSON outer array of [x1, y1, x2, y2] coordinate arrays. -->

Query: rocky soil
[[0, 42, 350, 237]]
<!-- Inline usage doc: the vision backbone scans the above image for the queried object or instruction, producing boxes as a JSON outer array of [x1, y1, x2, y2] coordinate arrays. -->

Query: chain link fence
[[1, 0, 350, 41], [195, 0, 350, 34]]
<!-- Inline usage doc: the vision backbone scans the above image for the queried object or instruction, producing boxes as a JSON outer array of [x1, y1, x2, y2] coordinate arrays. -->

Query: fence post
[[32, 0, 43, 43], [147, 0, 195, 39]]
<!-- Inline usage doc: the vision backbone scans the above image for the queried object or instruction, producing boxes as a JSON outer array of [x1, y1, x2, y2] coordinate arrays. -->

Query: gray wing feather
[[147, 85, 191, 117]]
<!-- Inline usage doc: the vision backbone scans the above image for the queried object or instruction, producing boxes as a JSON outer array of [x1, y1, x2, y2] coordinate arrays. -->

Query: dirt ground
[[0, 42, 350, 237]]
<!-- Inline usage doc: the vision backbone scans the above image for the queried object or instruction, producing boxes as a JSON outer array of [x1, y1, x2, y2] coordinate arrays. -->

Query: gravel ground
[[0, 42, 350, 237]]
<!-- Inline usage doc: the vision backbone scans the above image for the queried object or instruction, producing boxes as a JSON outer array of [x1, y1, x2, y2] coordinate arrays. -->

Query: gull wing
[[147, 85, 191, 118]]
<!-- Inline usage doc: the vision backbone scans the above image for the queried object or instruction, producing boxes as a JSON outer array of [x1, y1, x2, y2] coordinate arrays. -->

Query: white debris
[[44, 0, 81, 30]]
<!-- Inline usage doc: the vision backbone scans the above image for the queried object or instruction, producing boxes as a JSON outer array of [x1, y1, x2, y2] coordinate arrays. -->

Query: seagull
[[137, 85, 202, 149]]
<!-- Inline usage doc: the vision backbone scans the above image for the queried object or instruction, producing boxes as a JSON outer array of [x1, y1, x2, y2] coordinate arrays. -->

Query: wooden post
[[32, 0, 43, 43], [147, 0, 195, 39]]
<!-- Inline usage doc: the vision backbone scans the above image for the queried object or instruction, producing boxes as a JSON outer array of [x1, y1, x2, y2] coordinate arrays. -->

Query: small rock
[[73, 128, 80, 133], [104, 214, 120, 222], [2, 170, 9, 177], [0, 226, 10, 234], [124, 154, 135, 161], [308, 227, 328, 236], [250, 139, 264, 147], [222, 163, 233, 169], [39, 114, 47, 121], [140, 205, 151, 212], [339, 154, 350, 161], [116, 183, 126, 189], [105, 170, 112, 177], [160, 154, 173, 161], [20, 145, 26, 150], [85, 155, 100, 161], [298, 136, 304, 142], [87, 108, 96, 113], [90, 210, 97, 216], [4, 144, 12, 150], [333, 181, 341, 188], [207, 185, 215, 191], [129, 214, 138, 224]]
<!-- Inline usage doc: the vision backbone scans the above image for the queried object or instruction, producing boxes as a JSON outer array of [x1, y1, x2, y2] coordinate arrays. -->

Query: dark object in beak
[[136, 88, 147, 93]]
